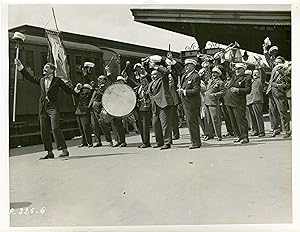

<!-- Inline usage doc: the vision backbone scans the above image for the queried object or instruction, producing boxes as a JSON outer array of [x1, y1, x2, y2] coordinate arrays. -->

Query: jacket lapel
[[182, 71, 194, 89], [47, 77, 58, 92]]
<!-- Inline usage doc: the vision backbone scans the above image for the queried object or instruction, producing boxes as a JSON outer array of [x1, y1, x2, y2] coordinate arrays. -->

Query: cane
[[12, 32, 26, 122]]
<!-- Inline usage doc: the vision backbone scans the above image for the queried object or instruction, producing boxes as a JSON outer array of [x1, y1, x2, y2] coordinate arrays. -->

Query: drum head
[[102, 83, 137, 117]]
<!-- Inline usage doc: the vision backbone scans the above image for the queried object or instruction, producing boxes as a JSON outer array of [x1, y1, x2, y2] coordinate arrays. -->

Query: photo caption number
[[9, 207, 45, 215], [30, 207, 35, 214], [40, 207, 46, 214], [24, 207, 29, 215], [18, 208, 23, 215]]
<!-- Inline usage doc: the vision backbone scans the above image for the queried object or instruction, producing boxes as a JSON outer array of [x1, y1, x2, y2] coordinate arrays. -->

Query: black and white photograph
[[1, 0, 299, 231]]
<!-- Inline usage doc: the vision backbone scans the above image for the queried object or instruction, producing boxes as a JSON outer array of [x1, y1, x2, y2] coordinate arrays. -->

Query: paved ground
[[9, 124, 292, 227]]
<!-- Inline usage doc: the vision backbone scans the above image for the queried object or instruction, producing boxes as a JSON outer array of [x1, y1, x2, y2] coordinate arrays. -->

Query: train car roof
[[9, 25, 180, 58], [9, 32, 103, 53]]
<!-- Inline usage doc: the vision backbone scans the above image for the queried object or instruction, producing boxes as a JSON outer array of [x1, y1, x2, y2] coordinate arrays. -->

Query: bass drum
[[102, 83, 137, 118], [98, 108, 114, 124]]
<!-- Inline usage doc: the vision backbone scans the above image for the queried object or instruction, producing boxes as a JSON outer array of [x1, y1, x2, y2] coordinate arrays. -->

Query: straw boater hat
[[212, 67, 222, 75], [184, 58, 197, 66], [149, 55, 162, 63], [268, 46, 278, 54], [235, 63, 247, 70], [116, 76, 125, 81], [12, 32, 26, 42], [83, 62, 95, 68], [245, 70, 253, 75]]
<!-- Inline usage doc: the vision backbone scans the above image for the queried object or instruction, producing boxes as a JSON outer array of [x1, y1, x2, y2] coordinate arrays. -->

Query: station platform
[[9, 124, 292, 227]]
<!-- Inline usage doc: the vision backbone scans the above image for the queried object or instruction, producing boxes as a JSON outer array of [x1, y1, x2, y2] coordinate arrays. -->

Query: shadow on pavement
[[61, 152, 131, 160], [174, 141, 265, 149]]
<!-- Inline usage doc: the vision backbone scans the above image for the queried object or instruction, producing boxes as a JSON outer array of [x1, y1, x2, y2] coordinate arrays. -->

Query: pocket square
[[187, 80, 192, 84]]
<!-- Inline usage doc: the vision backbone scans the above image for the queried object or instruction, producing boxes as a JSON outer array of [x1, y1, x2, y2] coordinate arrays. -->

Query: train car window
[[25, 50, 35, 76], [75, 56, 82, 65], [40, 52, 48, 69], [94, 57, 100, 75]]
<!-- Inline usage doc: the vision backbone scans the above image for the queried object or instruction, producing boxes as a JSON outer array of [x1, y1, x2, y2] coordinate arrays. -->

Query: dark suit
[[20, 68, 74, 151], [180, 70, 201, 146], [204, 77, 225, 137], [223, 74, 252, 139], [246, 71, 265, 134], [266, 66, 291, 133], [136, 82, 152, 146], [148, 66, 173, 146], [74, 86, 93, 145]]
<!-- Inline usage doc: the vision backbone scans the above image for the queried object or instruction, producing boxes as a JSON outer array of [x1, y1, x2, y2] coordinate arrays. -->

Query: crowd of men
[[14, 38, 292, 159]]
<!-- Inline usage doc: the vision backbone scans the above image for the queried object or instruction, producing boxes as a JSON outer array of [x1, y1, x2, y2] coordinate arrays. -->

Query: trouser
[[182, 103, 201, 146], [171, 105, 180, 138], [152, 104, 172, 146], [287, 98, 291, 121], [270, 91, 290, 133], [90, 110, 103, 143], [226, 105, 248, 139], [248, 103, 265, 134], [268, 93, 281, 132], [111, 118, 125, 144], [39, 102, 67, 151], [137, 110, 151, 145], [204, 104, 222, 137], [76, 113, 92, 145], [221, 103, 233, 134], [246, 107, 252, 130], [92, 102, 112, 143]]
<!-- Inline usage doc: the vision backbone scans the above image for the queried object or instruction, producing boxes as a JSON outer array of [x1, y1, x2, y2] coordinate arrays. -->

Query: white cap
[[184, 58, 197, 66], [149, 55, 162, 63], [133, 63, 142, 70], [235, 63, 247, 70], [201, 61, 210, 68], [83, 62, 95, 68], [212, 67, 222, 75], [268, 46, 278, 54], [165, 58, 176, 66], [12, 32, 26, 42], [116, 76, 125, 81], [245, 70, 252, 75]]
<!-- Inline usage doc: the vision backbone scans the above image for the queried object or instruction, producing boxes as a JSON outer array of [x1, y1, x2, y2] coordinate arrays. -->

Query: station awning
[[131, 9, 291, 59]]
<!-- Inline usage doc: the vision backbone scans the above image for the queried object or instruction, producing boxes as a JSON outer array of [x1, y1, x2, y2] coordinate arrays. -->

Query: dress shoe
[[189, 144, 201, 149], [251, 132, 259, 136], [203, 136, 213, 141], [283, 132, 291, 138], [172, 136, 180, 140], [240, 138, 249, 144], [258, 132, 265, 137], [88, 144, 93, 148], [225, 132, 234, 137], [140, 144, 151, 148], [113, 143, 121, 147], [78, 144, 87, 148], [93, 142, 102, 148], [108, 142, 113, 147], [58, 151, 69, 158], [270, 130, 281, 137], [217, 137, 222, 141], [39, 153, 54, 160], [160, 144, 171, 150], [119, 143, 127, 147], [233, 137, 243, 143], [152, 144, 163, 148]]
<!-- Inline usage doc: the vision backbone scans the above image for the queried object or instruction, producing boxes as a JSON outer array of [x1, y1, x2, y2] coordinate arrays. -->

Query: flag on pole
[[45, 29, 70, 81]]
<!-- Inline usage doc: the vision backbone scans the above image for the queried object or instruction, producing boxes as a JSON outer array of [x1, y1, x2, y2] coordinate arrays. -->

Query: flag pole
[[52, 8, 59, 31]]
